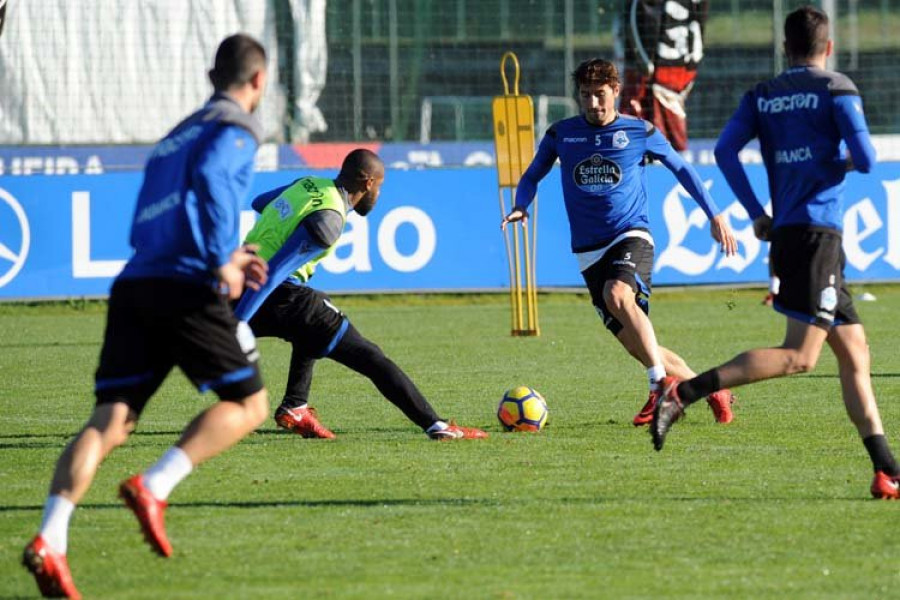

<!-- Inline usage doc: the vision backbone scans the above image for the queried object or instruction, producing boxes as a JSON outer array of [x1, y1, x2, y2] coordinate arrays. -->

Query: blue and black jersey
[[714, 65, 876, 232], [515, 113, 720, 253], [118, 93, 263, 287]]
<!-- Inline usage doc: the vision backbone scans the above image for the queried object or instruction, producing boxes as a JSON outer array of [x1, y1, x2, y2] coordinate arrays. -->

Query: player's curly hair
[[572, 59, 619, 89]]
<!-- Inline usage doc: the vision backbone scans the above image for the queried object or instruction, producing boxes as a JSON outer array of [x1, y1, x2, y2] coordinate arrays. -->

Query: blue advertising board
[[0, 163, 898, 300]]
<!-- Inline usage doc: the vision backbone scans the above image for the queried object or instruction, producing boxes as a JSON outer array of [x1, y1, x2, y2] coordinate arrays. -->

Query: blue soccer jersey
[[714, 65, 876, 232], [119, 94, 263, 286], [515, 114, 720, 253]]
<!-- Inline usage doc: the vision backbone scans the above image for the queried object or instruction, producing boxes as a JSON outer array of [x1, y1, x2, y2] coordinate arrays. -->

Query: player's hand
[[709, 214, 738, 256], [217, 246, 269, 299], [752, 215, 772, 242], [216, 262, 245, 299], [501, 207, 528, 231], [234, 244, 268, 292]]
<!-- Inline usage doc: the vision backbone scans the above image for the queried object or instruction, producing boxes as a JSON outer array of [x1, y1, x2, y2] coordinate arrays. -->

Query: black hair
[[208, 33, 267, 92], [784, 5, 830, 61]]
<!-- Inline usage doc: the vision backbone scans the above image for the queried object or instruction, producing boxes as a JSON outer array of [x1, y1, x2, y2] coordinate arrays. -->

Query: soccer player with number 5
[[502, 58, 737, 427]]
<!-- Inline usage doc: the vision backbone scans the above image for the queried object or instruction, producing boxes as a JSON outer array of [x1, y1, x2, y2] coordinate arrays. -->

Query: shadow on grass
[[0, 426, 470, 443], [0, 341, 99, 348], [1, 497, 498, 513], [0, 494, 868, 514]]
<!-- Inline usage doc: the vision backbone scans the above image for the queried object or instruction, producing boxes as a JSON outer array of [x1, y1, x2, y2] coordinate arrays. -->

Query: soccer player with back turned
[[503, 58, 738, 427], [23, 34, 270, 598], [650, 6, 900, 500]]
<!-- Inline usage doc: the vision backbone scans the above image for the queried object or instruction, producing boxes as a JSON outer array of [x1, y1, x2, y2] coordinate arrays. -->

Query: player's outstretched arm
[[502, 129, 557, 229]]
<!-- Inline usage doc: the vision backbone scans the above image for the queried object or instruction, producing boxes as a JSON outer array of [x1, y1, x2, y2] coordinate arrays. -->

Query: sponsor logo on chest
[[572, 153, 622, 193]]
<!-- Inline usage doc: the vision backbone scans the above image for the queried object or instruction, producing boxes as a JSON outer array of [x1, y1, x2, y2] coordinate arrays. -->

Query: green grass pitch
[[2, 286, 900, 598]]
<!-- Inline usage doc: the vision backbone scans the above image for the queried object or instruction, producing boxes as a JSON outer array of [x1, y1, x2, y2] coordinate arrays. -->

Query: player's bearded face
[[355, 175, 384, 216], [579, 83, 618, 126]]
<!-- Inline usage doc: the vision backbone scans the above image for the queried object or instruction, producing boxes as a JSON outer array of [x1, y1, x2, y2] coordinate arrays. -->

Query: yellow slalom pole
[[499, 189, 518, 334], [511, 218, 524, 333], [528, 202, 540, 334], [492, 51, 539, 337], [521, 221, 537, 335]]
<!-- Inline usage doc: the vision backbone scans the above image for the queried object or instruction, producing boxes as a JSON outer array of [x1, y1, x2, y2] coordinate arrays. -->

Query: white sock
[[143, 447, 194, 501], [39, 495, 75, 554], [426, 421, 448, 434], [647, 365, 667, 390]]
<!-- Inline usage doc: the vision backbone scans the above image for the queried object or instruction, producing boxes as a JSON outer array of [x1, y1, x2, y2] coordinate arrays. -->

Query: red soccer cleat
[[706, 389, 734, 424], [275, 405, 336, 439], [428, 422, 489, 440], [119, 475, 172, 557], [22, 535, 81, 599], [871, 471, 900, 500], [633, 390, 660, 426]]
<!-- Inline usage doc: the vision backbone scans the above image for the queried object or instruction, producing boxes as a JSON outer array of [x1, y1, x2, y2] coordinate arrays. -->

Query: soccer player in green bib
[[234, 149, 487, 441]]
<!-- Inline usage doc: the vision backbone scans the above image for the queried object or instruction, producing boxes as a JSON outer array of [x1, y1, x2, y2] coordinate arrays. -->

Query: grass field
[[2, 286, 900, 599]]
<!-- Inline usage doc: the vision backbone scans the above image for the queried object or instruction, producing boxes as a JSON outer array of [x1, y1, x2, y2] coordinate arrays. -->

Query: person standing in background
[[619, 0, 708, 151]]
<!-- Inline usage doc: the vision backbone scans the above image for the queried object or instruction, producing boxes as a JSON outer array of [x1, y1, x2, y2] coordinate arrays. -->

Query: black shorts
[[580, 236, 654, 335], [247, 282, 348, 358], [95, 278, 264, 413], [769, 226, 859, 328]]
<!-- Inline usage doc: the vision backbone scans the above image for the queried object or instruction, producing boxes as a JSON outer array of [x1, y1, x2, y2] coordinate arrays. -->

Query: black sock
[[676, 369, 721, 406], [863, 435, 900, 476]]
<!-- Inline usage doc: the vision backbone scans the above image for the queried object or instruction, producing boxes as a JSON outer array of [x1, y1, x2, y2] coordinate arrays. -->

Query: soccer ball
[[497, 386, 548, 432]]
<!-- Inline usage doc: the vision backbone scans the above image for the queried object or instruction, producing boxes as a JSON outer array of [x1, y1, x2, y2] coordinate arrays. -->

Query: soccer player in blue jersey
[[23, 34, 270, 598], [502, 57, 737, 427], [651, 6, 900, 499]]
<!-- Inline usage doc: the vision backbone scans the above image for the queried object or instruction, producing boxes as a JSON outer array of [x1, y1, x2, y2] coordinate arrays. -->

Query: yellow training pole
[[492, 51, 539, 336]]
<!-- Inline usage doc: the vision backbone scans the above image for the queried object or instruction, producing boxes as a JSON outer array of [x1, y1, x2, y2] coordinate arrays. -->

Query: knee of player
[[100, 426, 132, 450], [602, 280, 633, 312], [785, 350, 818, 375], [87, 403, 138, 449]]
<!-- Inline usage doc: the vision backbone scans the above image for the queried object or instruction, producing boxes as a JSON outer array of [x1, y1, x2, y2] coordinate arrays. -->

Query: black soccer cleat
[[651, 376, 685, 451]]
